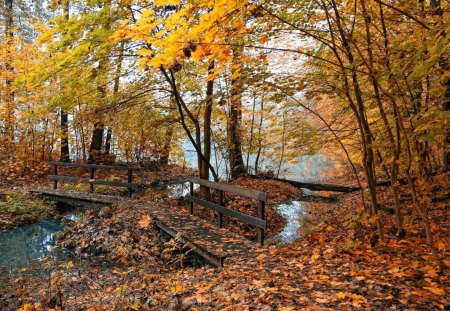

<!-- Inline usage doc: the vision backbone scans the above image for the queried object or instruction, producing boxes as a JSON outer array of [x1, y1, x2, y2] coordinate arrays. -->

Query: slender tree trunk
[[255, 96, 264, 174], [329, 0, 382, 238], [159, 97, 176, 165], [199, 62, 215, 197], [89, 0, 111, 163], [360, 0, 402, 235], [200, 61, 214, 181], [429, 0, 450, 170], [60, 1, 70, 162], [276, 112, 286, 178], [4, 0, 14, 143], [159, 67, 218, 181], [77, 100, 87, 162], [104, 42, 124, 158], [227, 48, 246, 179], [60, 110, 70, 161], [104, 127, 112, 155], [246, 95, 257, 171]]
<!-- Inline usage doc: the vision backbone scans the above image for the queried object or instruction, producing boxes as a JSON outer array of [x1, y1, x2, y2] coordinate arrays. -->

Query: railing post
[[127, 169, 133, 197], [53, 164, 58, 190], [89, 167, 95, 193], [257, 200, 265, 246], [218, 190, 224, 228], [189, 182, 194, 215]]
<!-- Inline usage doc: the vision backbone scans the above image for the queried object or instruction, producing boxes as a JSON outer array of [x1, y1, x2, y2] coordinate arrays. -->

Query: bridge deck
[[30, 188, 129, 207], [30, 189, 257, 266], [150, 207, 257, 266]]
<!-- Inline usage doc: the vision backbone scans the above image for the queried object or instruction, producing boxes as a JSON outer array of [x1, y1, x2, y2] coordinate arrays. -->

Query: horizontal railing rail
[[48, 161, 138, 197], [185, 177, 267, 245], [48, 161, 140, 171]]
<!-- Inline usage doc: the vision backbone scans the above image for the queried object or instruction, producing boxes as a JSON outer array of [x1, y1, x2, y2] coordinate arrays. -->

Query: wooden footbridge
[[31, 162, 267, 266]]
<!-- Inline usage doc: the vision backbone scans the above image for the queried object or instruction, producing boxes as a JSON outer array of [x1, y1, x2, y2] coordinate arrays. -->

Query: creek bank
[[0, 188, 53, 231]]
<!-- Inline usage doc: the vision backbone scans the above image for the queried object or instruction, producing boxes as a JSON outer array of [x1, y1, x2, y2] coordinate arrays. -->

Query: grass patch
[[0, 188, 51, 230]]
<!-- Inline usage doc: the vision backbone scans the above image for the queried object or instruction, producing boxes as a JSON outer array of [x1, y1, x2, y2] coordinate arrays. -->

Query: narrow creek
[[0, 182, 336, 277], [0, 219, 67, 273]]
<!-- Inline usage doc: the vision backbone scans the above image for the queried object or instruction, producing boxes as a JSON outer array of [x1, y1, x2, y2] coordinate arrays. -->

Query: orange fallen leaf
[[138, 215, 151, 228]]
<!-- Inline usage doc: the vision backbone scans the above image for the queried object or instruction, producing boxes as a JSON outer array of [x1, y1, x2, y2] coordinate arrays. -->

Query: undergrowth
[[0, 188, 51, 230]]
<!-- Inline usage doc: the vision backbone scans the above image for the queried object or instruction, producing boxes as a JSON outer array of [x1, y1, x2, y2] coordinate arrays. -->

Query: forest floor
[[0, 167, 449, 310]]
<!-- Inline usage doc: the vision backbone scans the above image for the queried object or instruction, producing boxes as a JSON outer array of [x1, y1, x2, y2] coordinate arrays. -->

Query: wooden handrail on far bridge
[[184, 177, 268, 245], [48, 161, 139, 197]]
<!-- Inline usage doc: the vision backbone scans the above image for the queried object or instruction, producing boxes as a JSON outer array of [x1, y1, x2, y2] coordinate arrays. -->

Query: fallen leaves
[[7, 173, 450, 310], [137, 214, 151, 228]]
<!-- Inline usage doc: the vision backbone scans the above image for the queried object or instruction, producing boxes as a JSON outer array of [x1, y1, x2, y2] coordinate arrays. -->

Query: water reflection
[[0, 219, 68, 275], [150, 181, 198, 199], [270, 201, 307, 244]]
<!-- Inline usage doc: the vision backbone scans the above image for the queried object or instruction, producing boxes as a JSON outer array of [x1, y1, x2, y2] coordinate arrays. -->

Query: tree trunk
[[60, 109, 70, 162], [89, 123, 104, 163], [60, 1, 70, 162], [104, 41, 124, 158], [89, 0, 111, 163], [159, 67, 219, 181], [104, 127, 112, 155], [4, 0, 14, 143], [254, 95, 264, 174], [159, 97, 176, 165], [227, 48, 246, 179], [200, 61, 214, 181]]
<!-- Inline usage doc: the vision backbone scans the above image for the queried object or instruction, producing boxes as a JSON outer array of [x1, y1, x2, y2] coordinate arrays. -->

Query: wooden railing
[[185, 177, 268, 245], [48, 161, 139, 197]]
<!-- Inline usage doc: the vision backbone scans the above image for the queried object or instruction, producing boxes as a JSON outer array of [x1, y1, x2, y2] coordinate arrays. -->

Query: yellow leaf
[[18, 304, 32, 311], [337, 292, 347, 299], [425, 286, 445, 295], [137, 48, 153, 57], [169, 283, 184, 293], [311, 253, 320, 260], [154, 0, 181, 6]]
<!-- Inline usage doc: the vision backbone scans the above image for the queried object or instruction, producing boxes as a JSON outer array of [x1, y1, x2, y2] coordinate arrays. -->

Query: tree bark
[[104, 127, 112, 155], [4, 0, 14, 143], [60, 0, 70, 162], [227, 48, 246, 179], [89, 123, 104, 162], [89, 0, 111, 163], [200, 61, 214, 181], [104, 41, 124, 158], [159, 97, 176, 165]]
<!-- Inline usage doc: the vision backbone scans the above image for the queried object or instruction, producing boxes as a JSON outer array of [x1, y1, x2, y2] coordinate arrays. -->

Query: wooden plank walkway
[[149, 208, 257, 266], [30, 189, 257, 266]]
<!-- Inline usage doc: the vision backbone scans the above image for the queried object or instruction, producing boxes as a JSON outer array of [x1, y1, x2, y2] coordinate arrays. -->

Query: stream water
[[0, 216, 78, 279], [0, 182, 333, 277]]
